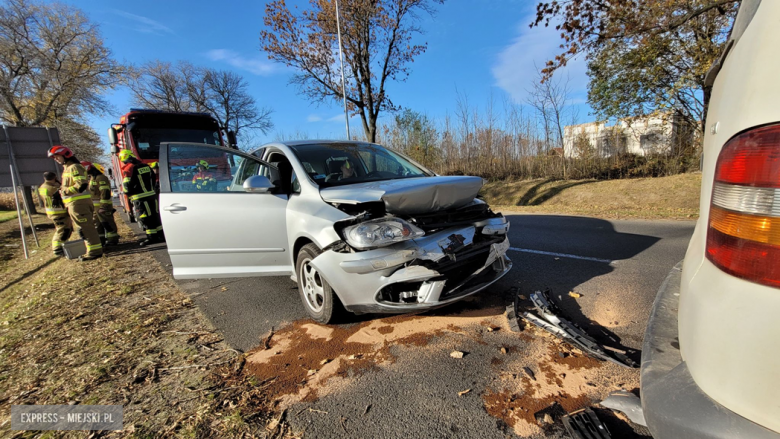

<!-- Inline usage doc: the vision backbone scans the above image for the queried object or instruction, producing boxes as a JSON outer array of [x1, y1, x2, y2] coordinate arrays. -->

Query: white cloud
[[492, 16, 589, 104], [112, 10, 174, 35], [328, 114, 348, 123], [307, 114, 323, 122], [206, 49, 277, 76]]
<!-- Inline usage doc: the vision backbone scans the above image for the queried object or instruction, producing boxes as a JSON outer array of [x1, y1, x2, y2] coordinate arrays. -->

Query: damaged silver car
[[156, 140, 512, 323]]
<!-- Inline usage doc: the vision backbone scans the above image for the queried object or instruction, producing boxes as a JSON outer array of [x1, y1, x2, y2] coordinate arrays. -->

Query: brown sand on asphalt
[[244, 305, 639, 437]]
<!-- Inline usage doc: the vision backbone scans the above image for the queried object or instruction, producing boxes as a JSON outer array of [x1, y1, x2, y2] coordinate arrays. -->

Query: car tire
[[296, 243, 343, 324]]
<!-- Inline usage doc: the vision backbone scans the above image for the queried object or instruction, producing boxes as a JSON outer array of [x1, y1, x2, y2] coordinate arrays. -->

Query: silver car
[[157, 140, 512, 323]]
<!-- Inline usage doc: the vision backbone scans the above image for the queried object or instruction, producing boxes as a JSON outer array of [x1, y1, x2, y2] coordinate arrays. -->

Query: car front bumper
[[310, 225, 512, 314], [641, 262, 780, 439]]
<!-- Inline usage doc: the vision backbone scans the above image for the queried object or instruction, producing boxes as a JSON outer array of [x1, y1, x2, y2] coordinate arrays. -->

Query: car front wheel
[[296, 243, 342, 324]]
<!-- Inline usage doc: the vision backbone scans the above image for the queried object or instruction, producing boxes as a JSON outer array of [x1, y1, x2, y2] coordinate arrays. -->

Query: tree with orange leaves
[[260, 0, 442, 142]]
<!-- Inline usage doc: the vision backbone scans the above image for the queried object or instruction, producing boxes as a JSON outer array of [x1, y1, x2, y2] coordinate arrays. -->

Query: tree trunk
[[22, 186, 37, 215]]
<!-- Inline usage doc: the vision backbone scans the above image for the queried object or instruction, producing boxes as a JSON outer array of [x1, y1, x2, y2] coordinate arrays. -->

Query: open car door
[[158, 142, 291, 279]]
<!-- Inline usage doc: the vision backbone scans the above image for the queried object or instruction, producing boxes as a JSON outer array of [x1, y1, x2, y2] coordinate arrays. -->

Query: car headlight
[[342, 218, 424, 250]]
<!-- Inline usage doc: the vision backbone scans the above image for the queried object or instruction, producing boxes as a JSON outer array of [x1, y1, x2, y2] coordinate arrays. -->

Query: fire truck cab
[[107, 109, 231, 222]]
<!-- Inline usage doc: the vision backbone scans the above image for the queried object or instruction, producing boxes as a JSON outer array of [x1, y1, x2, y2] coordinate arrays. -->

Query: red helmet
[[48, 145, 73, 159], [80, 161, 93, 171]]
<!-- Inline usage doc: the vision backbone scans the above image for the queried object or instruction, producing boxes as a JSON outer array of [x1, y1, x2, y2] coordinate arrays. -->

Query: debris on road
[[568, 291, 582, 298], [450, 350, 465, 359], [512, 290, 638, 368], [458, 388, 471, 396], [563, 408, 612, 438], [600, 390, 647, 427], [522, 367, 536, 381], [500, 347, 507, 354]]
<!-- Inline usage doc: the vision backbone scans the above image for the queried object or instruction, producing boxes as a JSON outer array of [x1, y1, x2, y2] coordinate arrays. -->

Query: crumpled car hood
[[319, 176, 483, 215]]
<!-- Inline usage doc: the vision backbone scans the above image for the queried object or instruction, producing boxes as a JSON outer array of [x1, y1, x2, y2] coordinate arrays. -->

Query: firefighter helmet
[[93, 163, 105, 174], [118, 149, 135, 162], [198, 160, 209, 169], [149, 161, 159, 169], [80, 161, 93, 171], [47, 145, 74, 159]]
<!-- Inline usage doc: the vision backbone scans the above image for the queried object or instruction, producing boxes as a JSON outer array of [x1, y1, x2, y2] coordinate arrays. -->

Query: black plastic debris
[[513, 290, 638, 368], [563, 408, 612, 439]]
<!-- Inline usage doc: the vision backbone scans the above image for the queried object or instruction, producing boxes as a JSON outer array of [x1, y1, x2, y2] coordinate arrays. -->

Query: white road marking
[[508, 247, 614, 264]]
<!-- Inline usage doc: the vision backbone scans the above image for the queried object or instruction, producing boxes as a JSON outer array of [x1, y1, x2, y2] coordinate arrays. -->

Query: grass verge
[[0, 211, 16, 223], [481, 173, 701, 220], [0, 217, 275, 437]]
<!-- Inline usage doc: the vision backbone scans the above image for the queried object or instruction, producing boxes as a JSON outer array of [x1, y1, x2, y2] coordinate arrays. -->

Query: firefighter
[[149, 161, 160, 193], [192, 160, 217, 191], [47, 145, 103, 261], [38, 171, 72, 256], [82, 161, 120, 246], [118, 149, 164, 246]]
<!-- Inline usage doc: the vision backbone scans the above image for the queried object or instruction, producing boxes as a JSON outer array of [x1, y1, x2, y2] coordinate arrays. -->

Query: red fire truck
[[107, 108, 235, 222]]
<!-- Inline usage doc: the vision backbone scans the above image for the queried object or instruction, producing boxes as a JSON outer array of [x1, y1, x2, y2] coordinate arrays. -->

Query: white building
[[563, 113, 687, 158]]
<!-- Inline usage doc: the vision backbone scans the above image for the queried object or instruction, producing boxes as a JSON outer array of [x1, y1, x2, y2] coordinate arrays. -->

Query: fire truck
[[107, 108, 235, 222]]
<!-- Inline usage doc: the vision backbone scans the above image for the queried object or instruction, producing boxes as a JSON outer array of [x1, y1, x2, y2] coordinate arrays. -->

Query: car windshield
[[288, 142, 432, 187], [130, 127, 222, 160]]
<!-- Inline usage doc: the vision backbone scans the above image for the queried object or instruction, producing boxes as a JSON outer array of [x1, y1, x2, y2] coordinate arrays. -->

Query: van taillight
[[707, 124, 780, 288]]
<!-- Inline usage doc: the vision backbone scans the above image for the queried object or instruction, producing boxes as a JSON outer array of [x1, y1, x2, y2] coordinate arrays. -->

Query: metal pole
[[9, 165, 28, 258], [335, 0, 351, 140], [3, 125, 29, 258], [4, 125, 39, 247]]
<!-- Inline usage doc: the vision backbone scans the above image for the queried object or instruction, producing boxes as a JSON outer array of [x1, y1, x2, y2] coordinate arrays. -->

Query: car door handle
[[163, 205, 187, 212]]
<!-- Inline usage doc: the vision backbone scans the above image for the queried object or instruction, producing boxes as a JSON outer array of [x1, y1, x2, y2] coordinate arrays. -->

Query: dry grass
[[0, 218, 275, 437], [481, 173, 702, 220]]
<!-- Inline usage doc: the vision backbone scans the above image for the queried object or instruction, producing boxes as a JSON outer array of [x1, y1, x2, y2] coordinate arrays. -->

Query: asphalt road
[[122, 212, 695, 438]]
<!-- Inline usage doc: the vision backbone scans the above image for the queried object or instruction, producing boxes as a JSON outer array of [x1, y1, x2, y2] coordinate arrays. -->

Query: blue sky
[[69, 0, 592, 149]]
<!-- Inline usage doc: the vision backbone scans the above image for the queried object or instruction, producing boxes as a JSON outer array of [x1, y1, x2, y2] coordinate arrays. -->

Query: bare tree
[[201, 70, 273, 139], [0, 0, 125, 127], [260, 0, 441, 142], [128, 61, 274, 144], [129, 61, 201, 112], [0, 0, 124, 212], [526, 68, 575, 178]]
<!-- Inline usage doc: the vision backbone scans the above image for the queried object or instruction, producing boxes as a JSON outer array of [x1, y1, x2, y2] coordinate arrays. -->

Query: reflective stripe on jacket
[[61, 162, 90, 204], [38, 181, 67, 215]]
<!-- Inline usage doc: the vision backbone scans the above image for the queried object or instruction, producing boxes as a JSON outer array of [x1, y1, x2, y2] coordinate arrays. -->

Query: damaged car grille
[[419, 234, 505, 299], [406, 202, 498, 232]]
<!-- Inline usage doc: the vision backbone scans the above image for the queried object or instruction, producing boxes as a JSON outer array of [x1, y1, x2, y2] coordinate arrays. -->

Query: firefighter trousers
[[133, 195, 163, 242], [67, 198, 103, 257], [94, 205, 120, 244], [47, 213, 73, 254]]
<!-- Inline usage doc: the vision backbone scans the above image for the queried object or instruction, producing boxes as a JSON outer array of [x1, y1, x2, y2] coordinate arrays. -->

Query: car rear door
[[158, 142, 291, 279]]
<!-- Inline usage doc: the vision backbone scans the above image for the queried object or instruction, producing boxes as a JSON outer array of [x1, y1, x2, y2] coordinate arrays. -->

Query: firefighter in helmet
[[38, 171, 72, 256], [192, 160, 217, 191], [47, 145, 103, 260], [82, 161, 120, 246], [118, 149, 164, 245]]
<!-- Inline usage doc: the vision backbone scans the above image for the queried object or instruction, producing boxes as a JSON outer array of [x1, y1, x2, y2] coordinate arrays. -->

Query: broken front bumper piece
[[311, 225, 512, 314], [513, 290, 638, 368]]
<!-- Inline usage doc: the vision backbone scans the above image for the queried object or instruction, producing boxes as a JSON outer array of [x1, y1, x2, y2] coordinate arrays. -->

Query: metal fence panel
[[0, 126, 61, 187]]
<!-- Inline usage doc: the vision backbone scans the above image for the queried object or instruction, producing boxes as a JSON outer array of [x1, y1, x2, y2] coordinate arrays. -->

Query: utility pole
[[335, 0, 350, 140]]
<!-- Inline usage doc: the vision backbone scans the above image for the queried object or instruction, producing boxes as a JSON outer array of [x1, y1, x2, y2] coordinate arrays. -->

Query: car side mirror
[[243, 175, 275, 193], [108, 127, 118, 146]]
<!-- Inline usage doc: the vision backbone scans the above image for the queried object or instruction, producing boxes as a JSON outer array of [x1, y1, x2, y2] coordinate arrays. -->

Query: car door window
[[167, 144, 265, 193]]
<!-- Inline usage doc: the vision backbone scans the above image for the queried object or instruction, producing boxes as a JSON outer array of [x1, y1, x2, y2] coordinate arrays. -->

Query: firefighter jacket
[[122, 160, 156, 201], [89, 174, 113, 209], [61, 161, 92, 205], [38, 180, 67, 217], [192, 170, 217, 191]]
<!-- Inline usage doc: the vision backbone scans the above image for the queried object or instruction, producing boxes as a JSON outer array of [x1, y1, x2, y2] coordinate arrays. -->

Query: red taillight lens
[[707, 124, 780, 288]]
